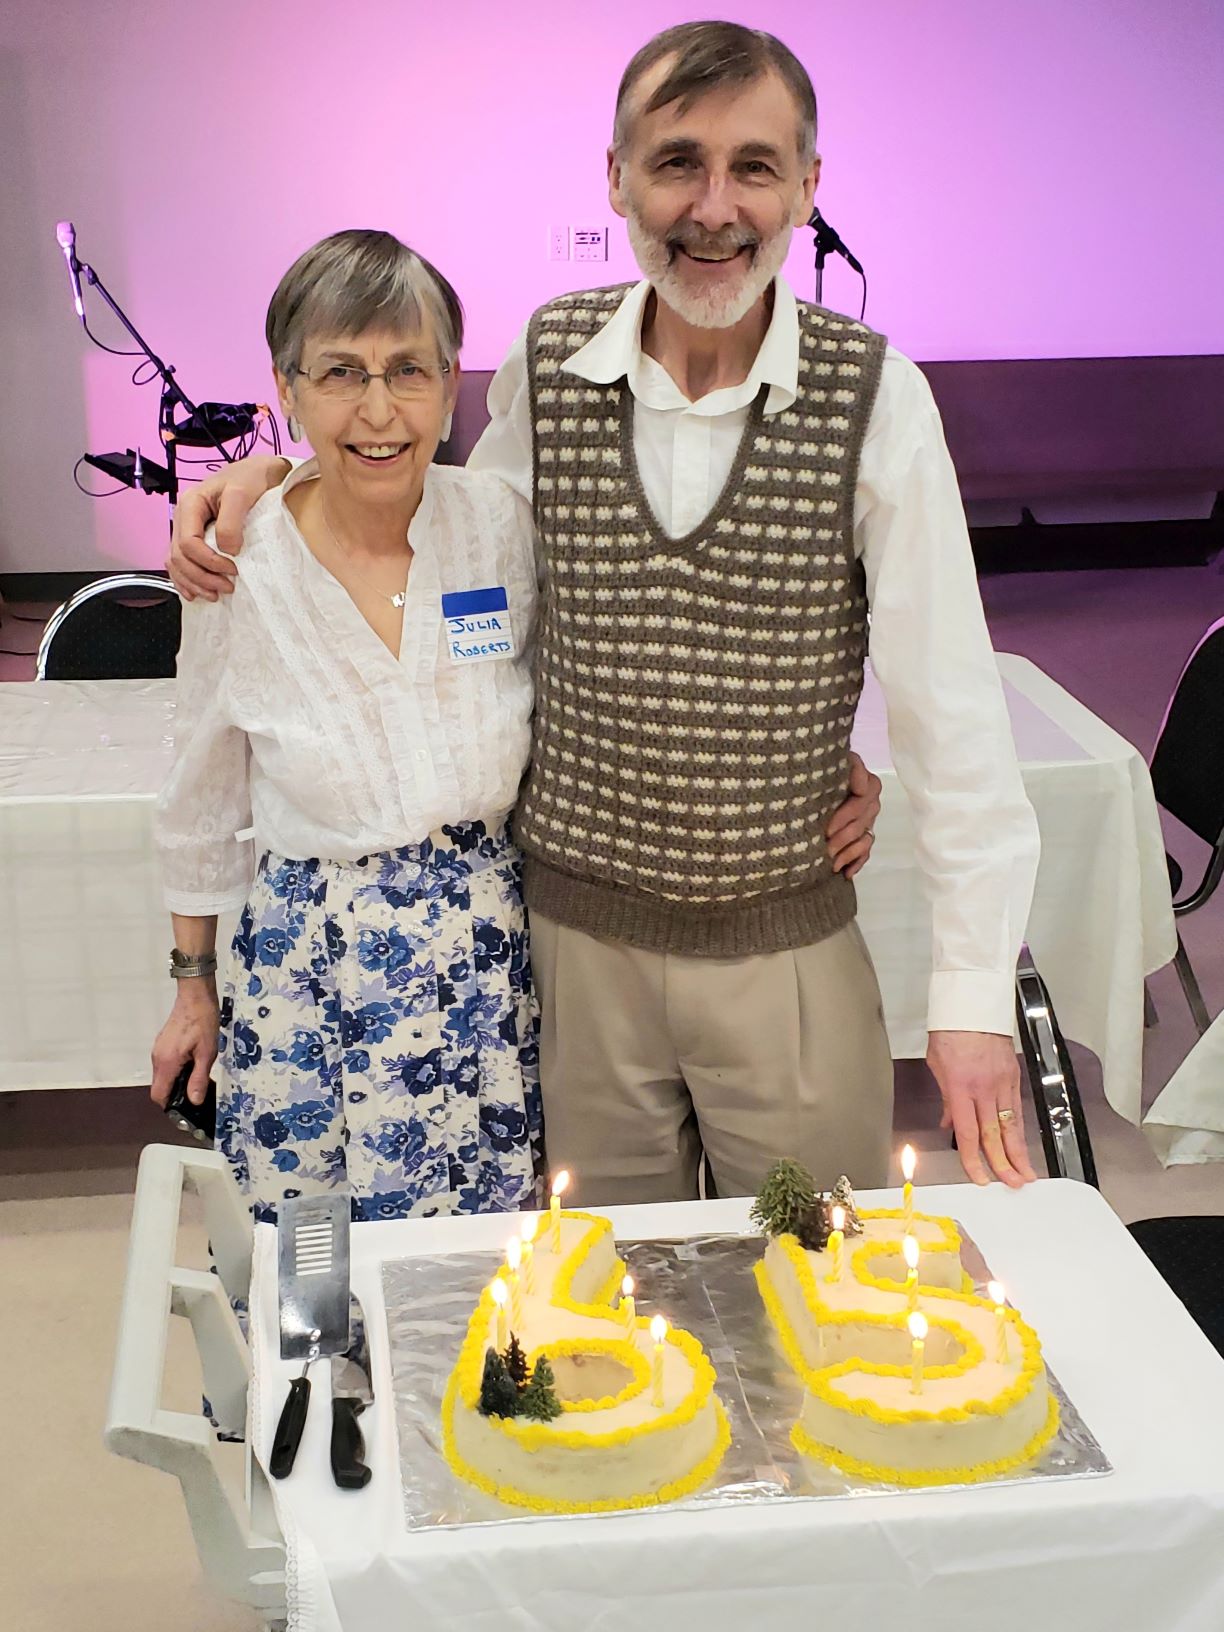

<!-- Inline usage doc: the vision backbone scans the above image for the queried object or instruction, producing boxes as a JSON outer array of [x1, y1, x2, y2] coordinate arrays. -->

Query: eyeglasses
[[294, 357, 450, 401]]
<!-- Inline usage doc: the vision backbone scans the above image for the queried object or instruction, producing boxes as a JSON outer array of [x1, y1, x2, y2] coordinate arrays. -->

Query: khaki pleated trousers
[[529, 913, 895, 1205]]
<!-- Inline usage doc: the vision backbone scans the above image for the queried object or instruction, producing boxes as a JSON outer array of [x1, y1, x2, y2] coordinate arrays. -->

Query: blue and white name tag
[[442, 586, 514, 665]]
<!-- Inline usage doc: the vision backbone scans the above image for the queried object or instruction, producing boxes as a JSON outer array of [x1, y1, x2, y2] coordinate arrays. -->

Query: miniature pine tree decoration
[[478, 1348, 522, 1417], [504, 1333, 530, 1391], [520, 1355, 563, 1421], [750, 1159, 819, 1240]]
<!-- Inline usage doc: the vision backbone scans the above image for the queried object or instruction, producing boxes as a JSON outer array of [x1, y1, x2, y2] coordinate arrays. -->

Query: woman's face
[[275, 321, 459, 509]]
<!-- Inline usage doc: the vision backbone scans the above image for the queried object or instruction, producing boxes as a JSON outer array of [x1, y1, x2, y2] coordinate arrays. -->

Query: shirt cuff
[[927, 970, 1016, 1038], [164, 884, 251, 917]]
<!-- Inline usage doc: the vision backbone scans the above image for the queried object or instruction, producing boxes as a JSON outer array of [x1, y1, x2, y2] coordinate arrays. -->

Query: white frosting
[[445, 1212, 727, 1509], [761, 1211, 1056, 1480]]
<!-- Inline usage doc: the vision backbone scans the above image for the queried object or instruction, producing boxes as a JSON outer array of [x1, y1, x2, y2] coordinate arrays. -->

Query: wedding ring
[[998, 1108, 1016, 1124]]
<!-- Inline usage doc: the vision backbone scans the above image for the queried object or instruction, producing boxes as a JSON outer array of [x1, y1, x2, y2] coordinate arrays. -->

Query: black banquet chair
[[1128, 619, 1224, 1360], [36, 573, 183, 680], [1147, 616, 1224, 1036]]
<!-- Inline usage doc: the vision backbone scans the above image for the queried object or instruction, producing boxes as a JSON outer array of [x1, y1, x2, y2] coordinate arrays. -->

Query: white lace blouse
[[155, 460, 538, 916]]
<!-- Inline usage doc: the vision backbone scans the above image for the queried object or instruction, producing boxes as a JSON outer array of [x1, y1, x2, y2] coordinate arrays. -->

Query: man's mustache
[[666, 225, 761, 260]]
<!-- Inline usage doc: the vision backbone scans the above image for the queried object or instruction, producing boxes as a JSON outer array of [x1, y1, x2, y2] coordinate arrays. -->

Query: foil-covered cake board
[[381, 1227, 1111, 1531]]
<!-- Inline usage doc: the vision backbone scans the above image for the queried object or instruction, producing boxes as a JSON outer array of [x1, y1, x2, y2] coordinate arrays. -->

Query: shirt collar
[[562, 276, 799, 417]]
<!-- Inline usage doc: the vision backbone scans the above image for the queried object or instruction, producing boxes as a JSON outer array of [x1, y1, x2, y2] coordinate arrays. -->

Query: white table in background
[[1146, 1009, 1224, 1163], [851, 652, 1179, 1141], [0, 662, 1182, 1151], [0, 679, 176, 1092], [247, 1181, 1224, 1632]]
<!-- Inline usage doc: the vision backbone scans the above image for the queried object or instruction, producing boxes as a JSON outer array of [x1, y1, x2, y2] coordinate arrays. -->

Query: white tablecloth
[[1145, 1011, 1224, 1163], [0, 665, 1188, 1156], [247, 1181, 1224, 1632], [851, 654, 1181, 1146], [0, 680, 178, 1092]]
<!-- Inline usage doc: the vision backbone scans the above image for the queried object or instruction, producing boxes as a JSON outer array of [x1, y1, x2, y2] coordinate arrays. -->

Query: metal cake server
[[269, 1194, 351, 1480]]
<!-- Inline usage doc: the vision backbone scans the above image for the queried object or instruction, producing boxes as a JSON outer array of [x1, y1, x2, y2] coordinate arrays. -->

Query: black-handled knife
[[269, 1367, 312, 1479], [329, 1391, 371, 1489], [330, 1296, 374, 1490]]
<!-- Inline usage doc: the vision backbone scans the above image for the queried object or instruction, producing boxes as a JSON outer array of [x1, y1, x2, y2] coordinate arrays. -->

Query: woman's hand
[[826, 750, 883, 878], [168, 454, 290, 601], [151, 981, 221, 1107]]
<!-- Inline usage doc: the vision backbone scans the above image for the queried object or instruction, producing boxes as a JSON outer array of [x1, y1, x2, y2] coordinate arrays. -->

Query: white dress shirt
[[468, 277, 1040, 1037], [156, 459, 538, 915]]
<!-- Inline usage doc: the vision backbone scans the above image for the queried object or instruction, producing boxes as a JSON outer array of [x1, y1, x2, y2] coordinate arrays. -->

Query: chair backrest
[[36, 574, 182, 680], [1150, 618, 1224, 848], [105, 1144, 286, 1617]]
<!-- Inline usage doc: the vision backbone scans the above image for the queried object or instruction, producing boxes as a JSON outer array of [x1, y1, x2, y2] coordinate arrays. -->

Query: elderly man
[[168, 21, 1039, 1201]]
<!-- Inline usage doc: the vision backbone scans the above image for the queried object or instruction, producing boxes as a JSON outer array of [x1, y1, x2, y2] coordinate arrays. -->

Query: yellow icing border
[[441, 1375, 733, 1514], [791, 1391, 1061, 1487], [443, 1214, 727, 1494], [756, 1207, 1055, 1481], [529, 1337, 650, 1412], [765, 1225, 1045, 1425]]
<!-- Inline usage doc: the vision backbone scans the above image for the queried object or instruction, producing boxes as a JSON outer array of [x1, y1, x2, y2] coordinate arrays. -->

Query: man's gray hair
[[265, 229, 465, 377], [613, 21, 817, 164]]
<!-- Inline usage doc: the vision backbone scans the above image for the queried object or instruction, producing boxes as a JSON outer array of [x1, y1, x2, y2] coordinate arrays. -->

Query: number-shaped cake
[[442, 1209, 730, 1513], [755, 1175, 1059, 1485]]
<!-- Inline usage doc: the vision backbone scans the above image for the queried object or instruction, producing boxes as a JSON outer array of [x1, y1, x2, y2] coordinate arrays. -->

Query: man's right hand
[[168, 455, 290, 600]]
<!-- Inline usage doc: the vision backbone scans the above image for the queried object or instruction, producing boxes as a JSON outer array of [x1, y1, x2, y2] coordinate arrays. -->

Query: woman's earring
[[440, 411, 454, 443], [286, 414, 303, 443]]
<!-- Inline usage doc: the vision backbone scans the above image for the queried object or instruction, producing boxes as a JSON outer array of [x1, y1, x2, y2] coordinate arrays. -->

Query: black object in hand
[[163, 1062, 217, 1142]]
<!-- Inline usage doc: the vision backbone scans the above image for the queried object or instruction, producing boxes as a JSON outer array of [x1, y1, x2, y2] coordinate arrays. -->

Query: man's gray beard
[[625, 206, 795, 330]]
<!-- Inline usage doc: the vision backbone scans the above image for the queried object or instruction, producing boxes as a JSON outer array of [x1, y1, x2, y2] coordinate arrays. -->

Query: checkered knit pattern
[[515, 285, 888, 957]]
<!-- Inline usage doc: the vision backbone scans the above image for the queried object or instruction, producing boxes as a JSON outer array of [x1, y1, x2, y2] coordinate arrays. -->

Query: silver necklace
[[319, 504, 411, 610]]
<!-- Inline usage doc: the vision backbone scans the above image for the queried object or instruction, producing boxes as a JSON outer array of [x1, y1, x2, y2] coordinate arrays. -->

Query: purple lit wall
[[3, 0, 1222, 573]]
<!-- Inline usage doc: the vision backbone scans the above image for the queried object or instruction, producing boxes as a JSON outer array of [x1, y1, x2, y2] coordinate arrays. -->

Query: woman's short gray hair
[[266, 229, 465, 377]]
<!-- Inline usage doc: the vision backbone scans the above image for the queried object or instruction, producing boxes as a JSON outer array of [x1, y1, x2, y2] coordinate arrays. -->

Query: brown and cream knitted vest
[[514, 284, 888, 957]]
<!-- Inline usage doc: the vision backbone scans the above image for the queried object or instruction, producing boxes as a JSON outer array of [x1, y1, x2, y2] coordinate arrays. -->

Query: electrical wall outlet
[[571, 227, 608, 262], [548, 226, 569, 262]]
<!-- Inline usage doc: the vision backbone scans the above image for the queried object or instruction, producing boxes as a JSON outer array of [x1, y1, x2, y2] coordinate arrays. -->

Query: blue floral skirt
[[215, 822, 543, 1223]]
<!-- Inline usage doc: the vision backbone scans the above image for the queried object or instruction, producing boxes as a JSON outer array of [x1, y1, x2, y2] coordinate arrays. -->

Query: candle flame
[[908, 1310, 928, 1341], [551, 1169, 570, 1199], [901, 1144, 916, 1182], [650, 1315, 668, 1343], [521, 1215, 538, 1245], [988, 1280, 1005, 1308], [622, 1274, 634, 1297], [903, 1233, 920, 1272], [506, 1236, 522, 1272], [831, 1204, 846, 1232], [490, 1276, 508, 1307]]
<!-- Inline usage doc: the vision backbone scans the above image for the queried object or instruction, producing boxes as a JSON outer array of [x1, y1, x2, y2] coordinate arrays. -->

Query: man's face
[[609, 64, 818, 329]]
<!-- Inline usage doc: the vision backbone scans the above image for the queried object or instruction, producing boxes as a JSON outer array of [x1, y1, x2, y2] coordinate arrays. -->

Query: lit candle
[[901, 1144, 916, 1235], [506, 1236, 523, 1327], [620, 1274, 636, 1332], [903, 1232, 920, 1313], [650, 1315, 668, 1408], [490, 1276, 509, 1351], [826, 1205, 846, 1282], [989, 1280, 1009, 1364], [520, 1214, 538, 1294], [908, 1310, 928, 1394], [550, 1170, 570, 1252]]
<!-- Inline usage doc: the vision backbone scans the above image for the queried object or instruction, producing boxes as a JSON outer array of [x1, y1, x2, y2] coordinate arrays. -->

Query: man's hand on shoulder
[[927, 1030, 1037, 1188], [168, 455, 290, 600]]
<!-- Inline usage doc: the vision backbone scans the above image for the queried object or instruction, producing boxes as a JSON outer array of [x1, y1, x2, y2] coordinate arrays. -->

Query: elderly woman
[[151, 229, 541, 1221]]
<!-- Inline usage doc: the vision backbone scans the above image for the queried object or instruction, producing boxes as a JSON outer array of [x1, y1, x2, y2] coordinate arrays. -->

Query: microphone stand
[[75, 256, 233, 533], [810, 213, 839, 307]]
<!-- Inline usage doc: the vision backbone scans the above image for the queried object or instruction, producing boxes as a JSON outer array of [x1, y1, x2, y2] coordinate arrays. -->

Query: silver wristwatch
[[169, 948, 219, 980]]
